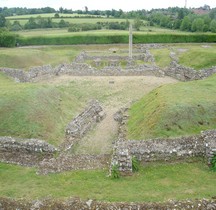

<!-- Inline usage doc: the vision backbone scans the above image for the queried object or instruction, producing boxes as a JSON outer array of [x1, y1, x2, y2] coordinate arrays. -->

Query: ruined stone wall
[[112, 130, 216, 174], [0, 197, 215, 210], [0, 136, 58, 166], [164, 62, 216, 81], [0, 67, 29, 82], [62, 100, 105, 150], [1, 60, 215, 82], [119, 135, 205, 163]]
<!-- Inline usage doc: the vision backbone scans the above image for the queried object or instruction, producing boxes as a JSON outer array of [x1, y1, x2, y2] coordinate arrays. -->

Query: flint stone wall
[[0, 136, 58, 166], [164, 62, 216, 81], [62, 100, 105, 150], [66, 100, 105, 138], [112, 130, 216, 174], [0, 67, 29, 82], [1, 61, 215, 82], [0, 197, 215, 210]]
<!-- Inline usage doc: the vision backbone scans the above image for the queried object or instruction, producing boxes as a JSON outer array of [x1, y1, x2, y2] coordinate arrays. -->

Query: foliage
[[191, 18, 205, 32], [0, 29, 16, 47], [0, 14, 6, 27], [132, 156, 140, 172], [210, 153, 216, 172], [16, 33, 216, 46], [210, 20, 216, 33], [111, 164, 120, 179], [11, 21, 22, 31], [180, 16, 191, 31], [133, 18, 143, 31]]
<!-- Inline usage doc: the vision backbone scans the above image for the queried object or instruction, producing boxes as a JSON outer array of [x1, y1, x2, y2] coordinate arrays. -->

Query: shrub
[[132, 156, 140, 172], [210, 153, 216, 172], [0, 29, 17, 47], [111, 164, 120, 179]]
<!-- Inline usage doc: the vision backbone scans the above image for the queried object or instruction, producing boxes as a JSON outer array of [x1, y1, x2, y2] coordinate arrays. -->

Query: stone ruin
[[62, 100, 106, 151], [111, 108, 216, 175], [1, 44, 216, 83], [0, 136, 57, 167], [1, 197, 216, 210]]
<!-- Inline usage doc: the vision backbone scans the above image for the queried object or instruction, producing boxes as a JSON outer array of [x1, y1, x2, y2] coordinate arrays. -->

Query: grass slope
[[0, 161, 215, 202], [0, 73, 82, 145], [0, 46, 81, 70], [128, 74, 216, 139]]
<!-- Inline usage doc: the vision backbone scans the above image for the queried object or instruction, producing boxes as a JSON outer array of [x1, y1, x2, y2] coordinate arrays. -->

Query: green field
[[127, 74, 216, 139], [16, 27, 191, 38], [6, 13, 103, 19], [0, 161, 215, 202]]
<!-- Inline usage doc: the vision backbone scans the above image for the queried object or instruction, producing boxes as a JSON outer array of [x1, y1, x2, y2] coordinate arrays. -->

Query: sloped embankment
[[127, 74, 216, 139]]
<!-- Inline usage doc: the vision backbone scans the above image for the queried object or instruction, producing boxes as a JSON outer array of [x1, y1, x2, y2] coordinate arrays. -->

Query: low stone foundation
[[112, 131, 216, 174], [38, 154, 110, 175], [0, 197, 215, 210], [0, 136, 58, 166]]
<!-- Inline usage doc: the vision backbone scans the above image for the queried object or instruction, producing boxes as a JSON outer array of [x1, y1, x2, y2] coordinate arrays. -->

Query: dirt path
[[72, 108, 119, 155]]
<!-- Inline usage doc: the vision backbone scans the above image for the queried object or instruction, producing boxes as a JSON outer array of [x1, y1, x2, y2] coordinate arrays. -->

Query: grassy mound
[[0, 73, 81, 145], [127, 74, 216, 139]]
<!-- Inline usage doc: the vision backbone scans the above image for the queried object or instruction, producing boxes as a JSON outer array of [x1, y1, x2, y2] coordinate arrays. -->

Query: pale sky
[[0, 0, 215, 11]]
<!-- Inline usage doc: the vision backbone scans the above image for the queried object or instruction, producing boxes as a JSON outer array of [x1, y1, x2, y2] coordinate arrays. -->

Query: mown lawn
[[0, 161, 215, 202]]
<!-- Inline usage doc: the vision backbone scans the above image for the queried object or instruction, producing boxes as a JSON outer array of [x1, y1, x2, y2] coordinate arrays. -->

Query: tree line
[[1, 6, 216, 34]]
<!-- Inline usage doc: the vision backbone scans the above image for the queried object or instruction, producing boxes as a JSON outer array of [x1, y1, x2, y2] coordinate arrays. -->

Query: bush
[[210, 153, 216, 172], [17, 33, 216, 46], [132, 156, 140, 172], [111, 164, 120, 179], [0, 29, 17, 47]]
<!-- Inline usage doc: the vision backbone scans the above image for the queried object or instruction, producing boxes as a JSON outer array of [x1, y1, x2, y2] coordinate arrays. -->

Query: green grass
[[0, 46, 81, 70], [177, 45, 216, 70], [128, 74, 216, 139], [0, 73, 83, 145], [0, 161, 215, 202], [150, 48, 171, 68]]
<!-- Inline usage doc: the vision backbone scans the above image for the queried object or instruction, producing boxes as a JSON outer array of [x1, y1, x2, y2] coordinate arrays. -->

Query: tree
[[191, 18, 204, 32], [85, 6, 88, 14], [160, 15, 170, 27], [54, 13, 60, 18], [209, 8, 216, 20], [11, 20, 22, 31], [180, 16, 191, 31], [134, 18, 143, 31], [59, 7, 63, 14], [24, 17, 38, 29], [210, 20, 216, 33], [0, 14, 6, 27]]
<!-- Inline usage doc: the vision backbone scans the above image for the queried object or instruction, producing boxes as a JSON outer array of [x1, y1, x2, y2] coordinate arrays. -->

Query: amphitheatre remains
[[0, 43, 216, 209]]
